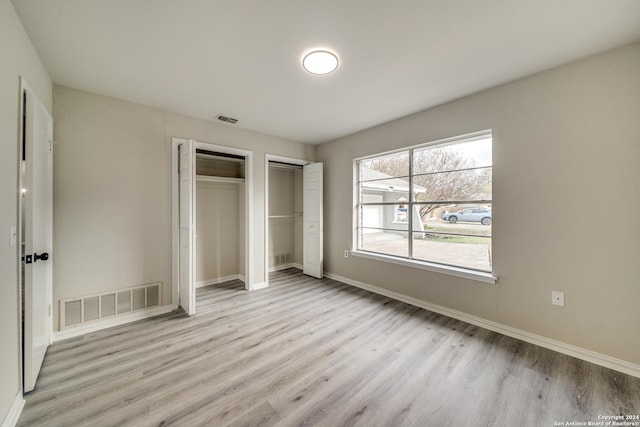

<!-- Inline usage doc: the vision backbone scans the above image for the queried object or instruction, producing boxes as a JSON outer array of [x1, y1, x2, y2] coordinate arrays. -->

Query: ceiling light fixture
[[302, 50, 339, 75]]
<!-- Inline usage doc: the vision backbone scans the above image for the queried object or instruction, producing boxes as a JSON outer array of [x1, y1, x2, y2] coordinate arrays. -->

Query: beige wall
[[52, 86, 169, 330], [0, 0, 52, 421], [317, 42, 640, 365], [52, 85, 315, 330], [196, 181, 242, 283]]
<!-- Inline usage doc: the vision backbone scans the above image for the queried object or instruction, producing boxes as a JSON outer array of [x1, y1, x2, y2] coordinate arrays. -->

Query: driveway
[[362, 231, 491, 272]]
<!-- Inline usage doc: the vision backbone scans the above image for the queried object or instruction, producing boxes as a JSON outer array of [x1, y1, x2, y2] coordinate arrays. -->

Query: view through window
[[356, 132, 492, 272]]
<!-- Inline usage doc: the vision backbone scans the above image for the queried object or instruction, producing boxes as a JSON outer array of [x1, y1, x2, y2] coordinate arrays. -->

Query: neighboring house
[[360, 167, 425, 235]]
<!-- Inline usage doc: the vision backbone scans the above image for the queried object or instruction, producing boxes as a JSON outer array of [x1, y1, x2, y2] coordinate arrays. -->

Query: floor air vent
[[60, 282, 161, 330], [274, 253, 291, 266]]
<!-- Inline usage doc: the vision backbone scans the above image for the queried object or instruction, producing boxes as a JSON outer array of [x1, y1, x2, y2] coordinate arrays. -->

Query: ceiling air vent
[[217, 115, 238, 124]]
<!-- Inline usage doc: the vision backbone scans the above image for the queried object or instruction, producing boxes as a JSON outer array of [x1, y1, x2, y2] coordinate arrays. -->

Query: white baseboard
[[1, 392, 25, 427], [293, 263, 303, 270], [196, 275, 242, 288], [249, 282, 267, 291], [53, 304, 176, 342], [325, 272, 640, 379]]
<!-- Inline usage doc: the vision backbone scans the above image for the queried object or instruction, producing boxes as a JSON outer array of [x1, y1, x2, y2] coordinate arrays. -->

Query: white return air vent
[[60, 282, 161, 330]]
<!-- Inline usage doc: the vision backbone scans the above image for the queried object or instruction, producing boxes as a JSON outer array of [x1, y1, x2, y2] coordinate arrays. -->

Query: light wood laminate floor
[[19, 269, 640, 426]]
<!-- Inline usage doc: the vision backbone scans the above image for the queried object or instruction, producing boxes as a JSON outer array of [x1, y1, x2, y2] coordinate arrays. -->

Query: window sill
[[350, 250, 497, 284]]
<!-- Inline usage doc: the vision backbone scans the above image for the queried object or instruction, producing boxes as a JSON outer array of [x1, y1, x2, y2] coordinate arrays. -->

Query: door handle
[[34, 252, 49, 262]]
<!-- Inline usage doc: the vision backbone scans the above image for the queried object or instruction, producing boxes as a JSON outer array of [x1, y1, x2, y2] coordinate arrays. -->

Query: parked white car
[[442, 208, 492, 225]]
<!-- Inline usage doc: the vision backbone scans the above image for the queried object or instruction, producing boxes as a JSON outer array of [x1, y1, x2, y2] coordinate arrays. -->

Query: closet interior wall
[[195, 152, 245, 286], [268, 162, 303, 271]]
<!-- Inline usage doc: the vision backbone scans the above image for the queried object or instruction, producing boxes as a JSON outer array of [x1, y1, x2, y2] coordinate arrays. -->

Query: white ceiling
[[12, 0, 640, 144]]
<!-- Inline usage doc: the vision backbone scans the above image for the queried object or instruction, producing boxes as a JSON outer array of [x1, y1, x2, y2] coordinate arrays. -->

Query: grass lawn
[[422, 221, 491, 241], [421, 233, 488, 244]]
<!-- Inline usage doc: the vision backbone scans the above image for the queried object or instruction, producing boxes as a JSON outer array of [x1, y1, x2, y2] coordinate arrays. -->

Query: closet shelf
[[196, 175, 245, 184]]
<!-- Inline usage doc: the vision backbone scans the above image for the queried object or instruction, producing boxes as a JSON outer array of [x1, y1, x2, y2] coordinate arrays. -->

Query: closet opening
[[267, 161, 304, 275], [265, 155, 323, 287], [172, 138, 253, 316], [195, 150, 246, 293]]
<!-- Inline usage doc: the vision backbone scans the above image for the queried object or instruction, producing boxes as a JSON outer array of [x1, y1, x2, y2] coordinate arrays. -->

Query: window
[[355, 132, 492, 274]]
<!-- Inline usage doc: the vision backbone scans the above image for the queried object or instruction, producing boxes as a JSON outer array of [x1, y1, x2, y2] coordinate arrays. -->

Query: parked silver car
[[442, 208, 492, 225]]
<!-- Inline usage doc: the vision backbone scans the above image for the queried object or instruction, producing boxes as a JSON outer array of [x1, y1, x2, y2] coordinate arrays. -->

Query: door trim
[[264, 154, 311, 289], [172, 138, 254, 310], [2, 392, 26, 427]]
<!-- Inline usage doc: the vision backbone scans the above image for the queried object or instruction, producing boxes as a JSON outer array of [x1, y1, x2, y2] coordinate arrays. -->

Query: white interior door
[[303, 162, 323, 279], [22, 83, 53, 392], [179, 140, 196, 315]]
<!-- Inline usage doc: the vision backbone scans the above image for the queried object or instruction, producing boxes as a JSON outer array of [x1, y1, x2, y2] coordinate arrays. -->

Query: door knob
[[34, 252, 49, 262]]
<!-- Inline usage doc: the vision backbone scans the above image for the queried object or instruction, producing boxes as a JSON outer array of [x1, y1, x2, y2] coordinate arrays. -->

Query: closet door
[[303, 163, 323, 279], [179, 140, 196, 315]]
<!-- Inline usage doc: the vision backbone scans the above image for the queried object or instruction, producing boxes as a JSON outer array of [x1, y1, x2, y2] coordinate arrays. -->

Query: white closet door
[[23, 84, 53, 392], [179, 140, 196, 315], [303, 162, 323, 279]]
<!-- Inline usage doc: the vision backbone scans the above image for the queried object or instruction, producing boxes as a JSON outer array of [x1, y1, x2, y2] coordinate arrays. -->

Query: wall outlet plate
[[344, 250, 350, 258], [552, 291, 565, 307]]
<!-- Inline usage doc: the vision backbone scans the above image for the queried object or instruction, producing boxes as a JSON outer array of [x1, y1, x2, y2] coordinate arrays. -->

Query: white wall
[[0, 0, 52, 422], [196, 181, 241, 283], [52, 85, 315, 330], [317, 42, 640, 366]]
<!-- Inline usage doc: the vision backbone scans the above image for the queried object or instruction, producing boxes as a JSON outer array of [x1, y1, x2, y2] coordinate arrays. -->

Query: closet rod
[[196, 149, 245, 162], [196, 175, 245, 184]]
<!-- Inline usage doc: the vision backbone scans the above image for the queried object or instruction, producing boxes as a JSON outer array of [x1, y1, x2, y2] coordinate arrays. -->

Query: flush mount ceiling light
[[302, 50, 339, 75]]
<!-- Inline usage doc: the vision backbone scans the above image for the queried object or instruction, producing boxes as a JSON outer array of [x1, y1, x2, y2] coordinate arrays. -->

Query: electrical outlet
[[344, 250, 350, 258], [552, 291, 564, 307]]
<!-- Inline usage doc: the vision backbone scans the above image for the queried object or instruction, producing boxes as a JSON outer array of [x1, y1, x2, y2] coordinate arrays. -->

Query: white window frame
[[352, 130, 497, 284]]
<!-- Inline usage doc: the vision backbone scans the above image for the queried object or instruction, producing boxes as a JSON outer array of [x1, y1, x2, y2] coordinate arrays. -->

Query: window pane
[[412, 232, 491, 272], [360, 179, 410, 204], [360, 205, 409, 230], [360, 229, 408, 257], [413, 137, 492, 175], [360, 151, 409, 180], [413, 167, 492, 202]]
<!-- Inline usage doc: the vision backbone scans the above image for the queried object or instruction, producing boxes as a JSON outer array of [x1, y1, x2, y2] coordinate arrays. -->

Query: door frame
[[172, 138, 254, 309], [18, 77, 54, 393], [264, 154, 311, 289]]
